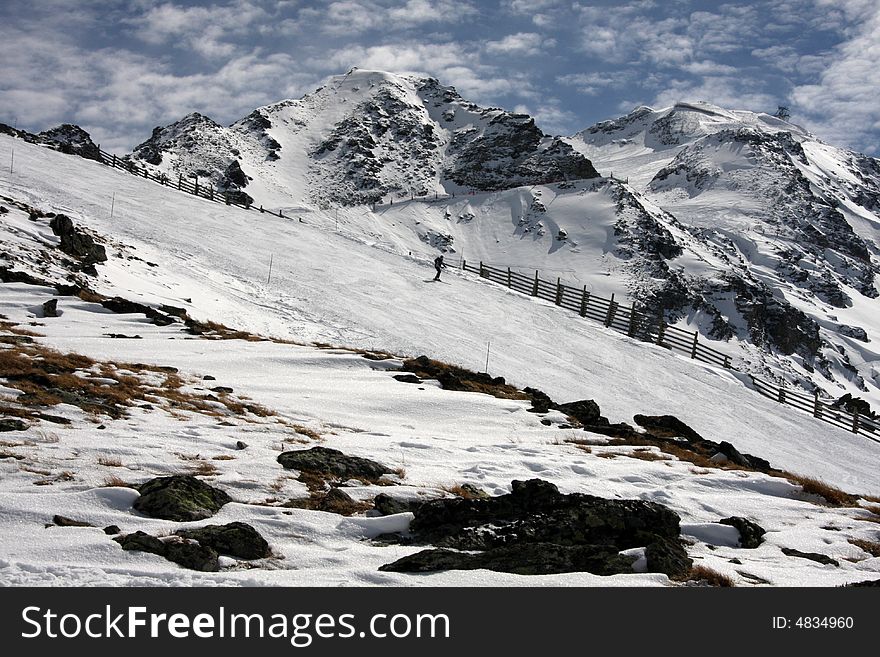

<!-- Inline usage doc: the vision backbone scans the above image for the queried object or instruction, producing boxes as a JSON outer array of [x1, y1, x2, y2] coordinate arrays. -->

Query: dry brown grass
[[211, 454, 236, 461], [77, 289, 107, 303], [103, 475, 132, 488], [625, 448, 671, 462], [0, 320, 43, 337], [284, 489, 373, 516], [401, 356, 529, 401], [0, 340, 277, 422], [189, 461, 219, 476], [849, 538, 880, 558], [441, 484, 483, 499], [0, 449, 24, 461], [782, 473, 858, 507], [97, 456, 123, 467], [686, 565, 735, 587]]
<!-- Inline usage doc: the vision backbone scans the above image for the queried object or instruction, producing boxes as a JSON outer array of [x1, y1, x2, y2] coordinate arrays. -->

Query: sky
[[1, 0, 879, 155]]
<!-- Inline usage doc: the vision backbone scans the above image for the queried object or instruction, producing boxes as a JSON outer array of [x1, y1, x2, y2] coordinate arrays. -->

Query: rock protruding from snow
[[133, 475, 232, 521], [379, 478, 691, 577], [277, 446, 393, 481]]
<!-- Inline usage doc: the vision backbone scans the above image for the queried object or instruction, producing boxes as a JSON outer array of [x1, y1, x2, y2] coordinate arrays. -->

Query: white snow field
[[0, 135, 879, 587]]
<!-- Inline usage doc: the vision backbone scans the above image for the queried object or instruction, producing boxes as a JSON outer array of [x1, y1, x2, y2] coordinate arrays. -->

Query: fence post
[[605, 293, 617, 327], [209, 188, 214, 201], [194, 179, 199, 196], [853, 408, 860, 434], [462, 259, 466, 271], [555, 277, 562, 305], [479, 261, 485, 278], [532, 271, 539, 296], [507, 267, 512, 288], [690, 332, 699, 359], [580, 286, 589, 317], [627, 304, 637, 337], [777, 385, 785, 404], [178, 175, 182, 190], [657, 315, 665, 345], [111, 154, 117, 168], [723, 355, 731, 369], [813, 391, 821, 418], [143, 167, 148, 178]]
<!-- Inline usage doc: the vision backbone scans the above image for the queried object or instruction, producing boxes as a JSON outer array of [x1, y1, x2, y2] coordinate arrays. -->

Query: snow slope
[[1, 134, 879, 587]]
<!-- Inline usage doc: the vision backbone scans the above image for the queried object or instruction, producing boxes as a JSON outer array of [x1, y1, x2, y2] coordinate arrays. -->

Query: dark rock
[[0, 418, 28, 432], [49, 214, 107, 264], [374, 493, 421, 516], [277, 446, 392, 481], [847, 579, 880, 587], [633, 414, 704, 441], [176, 522, 270, 559], [52, 515, 93, 527], [719, 517, 766, 549], [380, 542, 637, 576], [459, 483, 490, 499], [103, 525, 121, 535], [317, 487, 360, 513], [781, 547, 839, 566], [715, 442, 772, 471], [203, 375, 217, 381], [164, 541, 220, 572], [393, 374, 422, 384], [406, 478, 682, 556], [99, 297, 175, 326], [38, 124, 101, 161], [42, 299, 59, 317], [133, 475, 232, 521], [644, 536, 692, 578], [523, 386, 554, 413], [115, 531, 166, 556], [235, 440, 248, 450], [556, 399, 603, 426], [210, 386, 234, 394]]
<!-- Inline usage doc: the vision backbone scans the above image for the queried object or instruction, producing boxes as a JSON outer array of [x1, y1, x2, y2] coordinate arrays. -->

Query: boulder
[[42, 299, 59, 317], [556, 399, 603, 426], [133, 475, 232, 521], [115, 531, 166, 556], [633, 414, 704, 441], [719, 517, 766, 549], [164, 541, 220, 572], [644, 536, 692, 578], [52, 515, 93, 528], [0, 418, 28, 432], [277, 446, 392, 481], [176, 522, 270, 559], [374, 493, 422, 516]]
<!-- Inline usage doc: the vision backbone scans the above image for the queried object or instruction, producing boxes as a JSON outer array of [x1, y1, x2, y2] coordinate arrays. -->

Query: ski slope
[[1, 135, 879, 586]]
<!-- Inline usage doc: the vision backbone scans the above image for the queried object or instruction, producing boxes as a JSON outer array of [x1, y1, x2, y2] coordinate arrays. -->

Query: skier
[[433, 254, 445, 281]]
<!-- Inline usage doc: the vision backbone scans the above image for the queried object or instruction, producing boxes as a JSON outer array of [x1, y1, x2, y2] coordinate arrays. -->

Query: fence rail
[[463, 260, 880, 443], [93, 148, 287, 218]]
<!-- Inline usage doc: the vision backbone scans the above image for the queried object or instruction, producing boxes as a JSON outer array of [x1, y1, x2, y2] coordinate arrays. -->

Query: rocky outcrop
[[133, 475, 232, 521], [49, 214, 107, 265], [379, 479, 691, 577], [115, 531, 220, 572]]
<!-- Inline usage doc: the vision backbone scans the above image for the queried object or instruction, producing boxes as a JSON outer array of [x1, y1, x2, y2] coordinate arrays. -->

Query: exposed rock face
[[133, 475, 232, 521], [176, 522, 270, 559], [379, 478, 691, 578], [49, 214, 107, 265], [38, 124, 102, 161], [781, 547, 839, 567], [277, 446, 392, 481], [116, 531, 220, 572]]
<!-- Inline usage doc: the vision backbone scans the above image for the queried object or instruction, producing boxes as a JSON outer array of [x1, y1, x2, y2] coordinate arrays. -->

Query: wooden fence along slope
[[464, 261, 880, 443], [86, 148, 879, 443]]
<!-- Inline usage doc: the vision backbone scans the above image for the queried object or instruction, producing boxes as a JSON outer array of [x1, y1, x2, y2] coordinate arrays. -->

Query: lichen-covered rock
[[277, 446, 392, 481], [133, 475, 232, 521], [176, 522, 270, 559]]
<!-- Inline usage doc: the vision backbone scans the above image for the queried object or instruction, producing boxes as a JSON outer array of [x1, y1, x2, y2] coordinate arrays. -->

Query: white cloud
[[790, 3, 880, 153], [485, 32, 551, 56]]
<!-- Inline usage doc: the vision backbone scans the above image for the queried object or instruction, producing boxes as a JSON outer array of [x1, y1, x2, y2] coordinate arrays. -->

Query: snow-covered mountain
[[128, 68, 597, 207], [565, 102, 880, 407]]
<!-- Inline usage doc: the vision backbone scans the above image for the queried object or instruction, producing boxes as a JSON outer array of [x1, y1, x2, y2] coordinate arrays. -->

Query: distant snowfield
[[0, 135, 879, 586]]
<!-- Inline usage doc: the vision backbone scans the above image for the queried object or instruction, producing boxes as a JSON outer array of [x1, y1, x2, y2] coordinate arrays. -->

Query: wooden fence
[[464, 260, 880, 443], [94, 148, 286, 218]]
